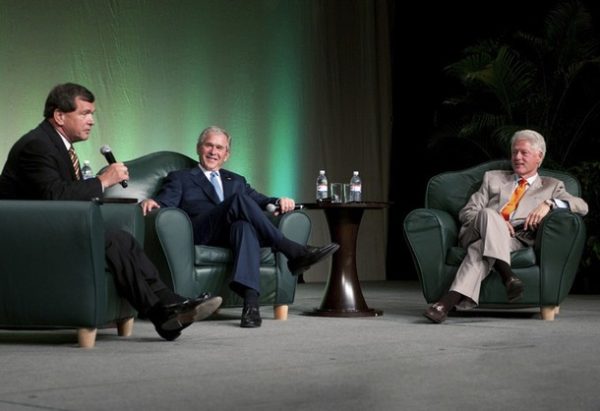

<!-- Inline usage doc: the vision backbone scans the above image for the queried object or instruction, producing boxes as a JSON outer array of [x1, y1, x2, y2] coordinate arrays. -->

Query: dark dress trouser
[[190, 193, 304, 294], [104, 229, 170, 313]]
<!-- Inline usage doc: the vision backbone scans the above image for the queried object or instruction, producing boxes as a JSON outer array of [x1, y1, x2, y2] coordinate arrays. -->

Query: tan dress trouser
[[450, 208, 524, 308]]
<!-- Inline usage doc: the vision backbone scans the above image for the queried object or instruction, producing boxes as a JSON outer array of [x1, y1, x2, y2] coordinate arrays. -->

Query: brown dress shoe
[[504, 275, 524, 302], [423, 302, 449, 324]]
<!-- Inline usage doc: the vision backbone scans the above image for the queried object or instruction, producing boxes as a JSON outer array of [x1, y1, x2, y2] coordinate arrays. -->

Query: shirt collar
[[55, 128, 72, 151], [517, 173, 538, 186], [198, 164, 220, 179]]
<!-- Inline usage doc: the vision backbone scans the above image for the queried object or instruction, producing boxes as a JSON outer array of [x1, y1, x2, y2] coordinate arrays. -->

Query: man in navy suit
[[141, 126, 339, 327], [0, 83, 222, 341]]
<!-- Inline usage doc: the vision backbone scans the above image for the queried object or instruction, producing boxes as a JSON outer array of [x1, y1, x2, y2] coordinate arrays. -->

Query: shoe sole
[[240, 321, 262, 328], [506, 281, 524, 303], [507, 288, 524, 303], [289, 243, 340, 275], [423, 311, 445, 324], [162, 296, 223, 330], [189, 296, 223, 322]]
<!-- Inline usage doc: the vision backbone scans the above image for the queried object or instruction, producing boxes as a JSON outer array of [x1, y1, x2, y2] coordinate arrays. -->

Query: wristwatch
[[544, 199, 555, 209]]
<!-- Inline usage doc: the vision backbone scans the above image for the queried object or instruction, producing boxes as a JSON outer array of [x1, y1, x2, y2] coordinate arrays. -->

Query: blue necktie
[[210, 171, 224, 202]]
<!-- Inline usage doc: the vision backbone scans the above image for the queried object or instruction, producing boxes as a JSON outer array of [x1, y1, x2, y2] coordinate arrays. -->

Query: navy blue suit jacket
[[154, 166, 277, 223]]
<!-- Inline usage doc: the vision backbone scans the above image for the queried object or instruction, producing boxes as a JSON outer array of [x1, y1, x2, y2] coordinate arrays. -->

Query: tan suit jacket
[[459, 170, 588, 242]]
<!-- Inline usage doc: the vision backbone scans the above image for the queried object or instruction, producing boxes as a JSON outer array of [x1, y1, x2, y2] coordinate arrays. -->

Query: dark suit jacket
[[0, 120, 102, 200], [154, 166, 277, 223]]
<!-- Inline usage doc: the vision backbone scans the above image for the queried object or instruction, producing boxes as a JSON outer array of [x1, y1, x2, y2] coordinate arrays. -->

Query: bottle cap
[[319, 170, 325, 174], [353, 171, 358, 175]]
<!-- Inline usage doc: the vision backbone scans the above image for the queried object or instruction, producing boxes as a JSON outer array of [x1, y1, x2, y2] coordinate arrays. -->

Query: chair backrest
[[425, 160, 582, 218], [104, 151, 197, 201]]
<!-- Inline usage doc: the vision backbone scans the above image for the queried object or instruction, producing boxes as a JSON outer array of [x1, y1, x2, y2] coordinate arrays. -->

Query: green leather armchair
[[403, 160, 586, 320], [104, 151, 311, 319], [0, 201, 140, 347]]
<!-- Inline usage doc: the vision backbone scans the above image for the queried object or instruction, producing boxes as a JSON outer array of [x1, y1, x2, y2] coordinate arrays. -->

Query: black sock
[[276, 237, 306, 259], [438, 291, 463, 312], [155, 288, 186, 306], [244, 288, 259, 307], [494, 260, 514, 283]]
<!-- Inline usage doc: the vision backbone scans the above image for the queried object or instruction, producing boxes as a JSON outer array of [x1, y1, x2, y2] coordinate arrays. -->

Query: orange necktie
[[501, 178, 528, 221]]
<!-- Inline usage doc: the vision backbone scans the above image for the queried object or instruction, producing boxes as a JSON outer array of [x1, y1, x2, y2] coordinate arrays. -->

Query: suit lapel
[[515, 176, 543, 215], [220, 170, 234, 199], [190, 167, 221, 204], [499, 174, 517, 209], [42, 121, 78, 181]]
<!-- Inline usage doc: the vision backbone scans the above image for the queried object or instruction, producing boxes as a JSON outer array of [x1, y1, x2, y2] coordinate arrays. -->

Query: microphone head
[[266, 203, 277, 213], [100, 145, 112, 155]]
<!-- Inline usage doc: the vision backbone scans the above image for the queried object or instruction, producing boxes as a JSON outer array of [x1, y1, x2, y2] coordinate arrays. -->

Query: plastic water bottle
[[349, 171, 362, 202], [81, 160, 94, 180], [316, 170, 328, 201]]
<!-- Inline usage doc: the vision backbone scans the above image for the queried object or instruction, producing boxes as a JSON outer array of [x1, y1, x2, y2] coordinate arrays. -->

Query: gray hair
[[197, 126, 232, 150], [511, 129, 546, 162]]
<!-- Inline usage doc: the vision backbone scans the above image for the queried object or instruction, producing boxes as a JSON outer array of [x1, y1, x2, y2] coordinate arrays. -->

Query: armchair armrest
[[99, 202, 145, 243], [144, 207, 196, 295], [403, 208, 458, 300], [535, 209, 586, 305], [271, 211, 311, 304]]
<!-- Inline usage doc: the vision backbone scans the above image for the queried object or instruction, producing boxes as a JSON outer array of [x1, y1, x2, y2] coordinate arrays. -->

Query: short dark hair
[[43, 83, 95, 119]]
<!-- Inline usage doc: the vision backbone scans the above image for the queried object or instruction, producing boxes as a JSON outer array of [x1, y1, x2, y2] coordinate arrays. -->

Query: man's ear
[[53, 109, 64, 126]]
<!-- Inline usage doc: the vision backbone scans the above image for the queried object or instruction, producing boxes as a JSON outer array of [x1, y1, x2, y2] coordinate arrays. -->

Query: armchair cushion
[[195, 246, 275, 266]]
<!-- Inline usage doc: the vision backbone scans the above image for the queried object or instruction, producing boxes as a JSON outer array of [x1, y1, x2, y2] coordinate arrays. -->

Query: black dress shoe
[[240, 305, 262, 328], [154, 325, 184, 341], [504, 275, 524, 302], [177, 294, 223, 323], [148, 294, 223, 341], [423, 302, 449, 324], [147, 304, 189, 341], [287, 243, 340, 275]]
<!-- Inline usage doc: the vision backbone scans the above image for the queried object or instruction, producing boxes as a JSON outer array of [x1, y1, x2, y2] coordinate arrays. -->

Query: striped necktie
[[68, 147, 82, 180], [210, 171, 224, 202], [501, 178, 528, 220]]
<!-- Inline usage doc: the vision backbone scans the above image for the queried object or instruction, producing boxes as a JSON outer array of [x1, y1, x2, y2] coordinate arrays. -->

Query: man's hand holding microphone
[[97, 145, 129, 190]]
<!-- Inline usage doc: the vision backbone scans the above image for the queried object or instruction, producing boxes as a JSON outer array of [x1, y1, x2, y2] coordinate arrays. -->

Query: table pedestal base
[[302, 204, 386, 318], [306, 308, 383, 317]]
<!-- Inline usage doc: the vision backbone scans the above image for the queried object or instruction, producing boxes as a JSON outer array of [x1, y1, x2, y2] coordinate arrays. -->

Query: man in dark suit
[[423, 129, 588, 324], [141, 126, 339, 328], [0, 83, 222, 341]]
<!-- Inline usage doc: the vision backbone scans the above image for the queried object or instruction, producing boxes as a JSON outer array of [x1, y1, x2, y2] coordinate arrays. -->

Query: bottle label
[[317, 184, 328, 192], [351, 185, 361, 192]]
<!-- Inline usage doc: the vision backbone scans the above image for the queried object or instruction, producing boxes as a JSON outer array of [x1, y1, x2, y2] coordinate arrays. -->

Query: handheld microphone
[[266, 203, 304, 213], [100, 145, 128, 188]]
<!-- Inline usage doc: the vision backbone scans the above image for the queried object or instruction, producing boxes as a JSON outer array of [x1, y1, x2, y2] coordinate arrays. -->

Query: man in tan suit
[[424, 129, 588, 323]]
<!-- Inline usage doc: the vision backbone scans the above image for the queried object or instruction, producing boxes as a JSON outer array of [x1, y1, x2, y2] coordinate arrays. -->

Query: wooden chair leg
[[541, 306, 556, 321], [77, 328, 97, 348], [555, 306, 560, 316], [117, 317, 134, 337], [274, 304, 288, 320]]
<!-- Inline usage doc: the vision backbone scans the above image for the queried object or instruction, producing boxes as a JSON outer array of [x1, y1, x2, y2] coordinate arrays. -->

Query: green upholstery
[[0, 200, 139, 347], [403, 160, 586, 313], [104, 151, 311, 308]]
